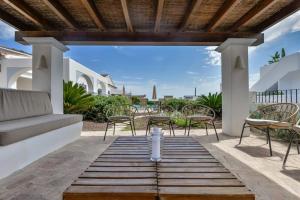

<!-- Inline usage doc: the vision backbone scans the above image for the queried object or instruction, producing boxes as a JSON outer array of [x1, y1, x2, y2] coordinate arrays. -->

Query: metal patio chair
[[238, 103, 299, 156], [182, 104, 219, 141], [103, 104, 137, 141], [145, 105, 175, 136], [283, 118, 300, 166]]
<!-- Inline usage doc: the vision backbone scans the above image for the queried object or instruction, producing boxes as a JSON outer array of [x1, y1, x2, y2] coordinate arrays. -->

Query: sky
[[0, 11, 300, 98]]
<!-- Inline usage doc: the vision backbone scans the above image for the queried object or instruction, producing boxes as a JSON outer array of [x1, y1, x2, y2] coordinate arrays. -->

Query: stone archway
[[97, 80, 107, 96], [77, 74, 94, 93], [8, 68, 32, 90]]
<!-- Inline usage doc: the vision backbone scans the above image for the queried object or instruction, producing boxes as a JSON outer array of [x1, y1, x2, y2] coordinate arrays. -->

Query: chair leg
[[283, 130, 296, 166], [205, 123, 208, 135], [146, 121, 149, 136], [266, 127, 273, 156], [212, 121, 219, 141], [296, 134, 300, 154], [170, 121, 175, 136], [132, 120, 136, 135], [130, 121, 134, 136], [103, 122, 109, 141], [113, 123, 116, 136], [169, 122, 172, 136], [238, 123, 246, 145], [184, 119, 187, 135], [187, 119, 192, 136]]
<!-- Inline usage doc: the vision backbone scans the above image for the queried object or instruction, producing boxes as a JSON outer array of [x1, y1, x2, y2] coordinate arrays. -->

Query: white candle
[[151, 127, 161, 161]]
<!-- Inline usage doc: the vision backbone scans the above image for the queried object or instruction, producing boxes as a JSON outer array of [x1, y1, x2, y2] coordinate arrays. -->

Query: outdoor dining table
[[63, 136, 255, 200]]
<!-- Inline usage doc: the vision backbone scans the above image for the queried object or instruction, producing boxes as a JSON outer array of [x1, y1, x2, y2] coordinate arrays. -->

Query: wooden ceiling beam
[[3, 0, 52, 30], [15, 31, 263, 46], [42, 0, 79, 30], [230, 0, 276, 31], [0, 9, 35, 30], [154, 0, 165, 32], [206, 0, 238, 32], [253, 0, 300, 32], [179, 0, 203, 31], [80, 0, 105, 31], [120, 0, 133, 32]]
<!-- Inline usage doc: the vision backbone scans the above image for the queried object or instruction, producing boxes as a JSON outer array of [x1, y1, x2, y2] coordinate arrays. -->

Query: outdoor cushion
[[148, 115, 171, 121], [245, 118, 291, 128], [108, 115, 132, 122], [0, 114, 82, 146], [0, 89, 53, 122], [187, 115, 213, 121]]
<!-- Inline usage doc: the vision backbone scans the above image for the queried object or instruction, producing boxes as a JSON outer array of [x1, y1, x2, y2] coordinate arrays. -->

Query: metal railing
[[255, 89, 300, 103]]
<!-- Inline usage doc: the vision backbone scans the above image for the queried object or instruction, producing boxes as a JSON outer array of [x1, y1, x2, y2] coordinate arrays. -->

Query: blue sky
[[0, 11, 299, 98]]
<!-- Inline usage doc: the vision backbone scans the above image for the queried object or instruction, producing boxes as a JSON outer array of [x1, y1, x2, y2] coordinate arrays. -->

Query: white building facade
[[0, 46, 117, 95], [251, 52, 300, 92]]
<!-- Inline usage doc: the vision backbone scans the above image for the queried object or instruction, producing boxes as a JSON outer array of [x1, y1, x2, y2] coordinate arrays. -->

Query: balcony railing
[[255, 89, 300, 104]]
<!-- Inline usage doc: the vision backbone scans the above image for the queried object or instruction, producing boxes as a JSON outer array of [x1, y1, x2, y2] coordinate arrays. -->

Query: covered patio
[[0, 0, 300, 199], [1, 130, 300, 200]]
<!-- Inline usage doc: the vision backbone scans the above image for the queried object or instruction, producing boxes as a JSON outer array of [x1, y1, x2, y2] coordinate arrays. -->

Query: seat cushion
[[108, 115, 132, 122], [0, 114, 82, 146], [187, 115, 213, 121], [0, 89, 53, 122], [245, 118, 291, 128]]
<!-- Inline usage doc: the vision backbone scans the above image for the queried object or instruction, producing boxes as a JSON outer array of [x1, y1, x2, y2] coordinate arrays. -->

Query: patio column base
[[23, 37, 69, 114], [216, 38, 257, 137]]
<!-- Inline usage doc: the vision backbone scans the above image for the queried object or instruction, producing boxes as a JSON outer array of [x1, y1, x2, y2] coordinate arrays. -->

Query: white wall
[[278, 70, 300, 90], [251, 53, 300, 92], [16, 77, 32, 90], [66, 58, 110, 95]]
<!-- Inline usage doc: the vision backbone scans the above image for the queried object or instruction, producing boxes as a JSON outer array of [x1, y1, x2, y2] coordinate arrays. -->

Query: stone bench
[[0, 88, 82, 179]]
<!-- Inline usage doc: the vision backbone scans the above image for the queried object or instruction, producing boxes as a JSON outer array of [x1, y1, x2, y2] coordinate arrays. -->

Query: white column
[[216, 38, 256, 137], [23, 37, 69, 114]]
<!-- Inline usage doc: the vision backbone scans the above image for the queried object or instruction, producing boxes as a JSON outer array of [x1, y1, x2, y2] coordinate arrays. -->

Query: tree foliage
[[196, 92, 222, 118], [268, 48, 286, 64], [63, 81, 94, 114]]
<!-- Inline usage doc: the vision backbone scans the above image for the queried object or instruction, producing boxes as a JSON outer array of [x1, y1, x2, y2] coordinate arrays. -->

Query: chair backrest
[[146, 105, 175, 116], [251, 103, 299, 124], [182, 104, 215, 120], [0, 88, 53, 122], [106, 104, 137, 119]]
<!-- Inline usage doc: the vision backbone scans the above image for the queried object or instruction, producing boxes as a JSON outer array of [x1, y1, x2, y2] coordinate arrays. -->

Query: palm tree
[[63, 81, 94, 114], [268, 48, 286, 64], [197, 92, 222, 117]]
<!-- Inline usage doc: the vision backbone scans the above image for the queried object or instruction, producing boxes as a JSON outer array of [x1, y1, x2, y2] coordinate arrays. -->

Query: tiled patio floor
[[0, 129, 300, 200]]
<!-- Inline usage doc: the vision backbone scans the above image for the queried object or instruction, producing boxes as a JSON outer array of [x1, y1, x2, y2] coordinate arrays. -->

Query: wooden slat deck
[[63, 136, 157, 200], [158, 137, 254, 200], [63, 136, 255, 200]]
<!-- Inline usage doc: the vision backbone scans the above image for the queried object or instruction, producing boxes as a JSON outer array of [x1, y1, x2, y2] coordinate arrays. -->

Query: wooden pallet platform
[[63, 136, 255, 200]]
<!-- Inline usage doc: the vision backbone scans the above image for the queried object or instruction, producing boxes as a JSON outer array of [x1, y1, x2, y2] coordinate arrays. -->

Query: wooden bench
[[63, 136, 254, 200]]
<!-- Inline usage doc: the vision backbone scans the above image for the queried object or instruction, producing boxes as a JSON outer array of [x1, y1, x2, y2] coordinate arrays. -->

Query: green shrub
[[131, 96, 141, 105], [196, 92, 222, 118], [83, 95, 131, 122], [63, 81, 94, 114], [162, 98, 191, 111]]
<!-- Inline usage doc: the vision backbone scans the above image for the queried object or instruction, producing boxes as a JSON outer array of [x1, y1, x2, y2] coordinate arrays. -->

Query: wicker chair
[[103, 104, 137, 141], [238, 103, 299, 156], [283, 118, 300, 166], [145, 105, 175, 136], [182, 104, 219, 141]]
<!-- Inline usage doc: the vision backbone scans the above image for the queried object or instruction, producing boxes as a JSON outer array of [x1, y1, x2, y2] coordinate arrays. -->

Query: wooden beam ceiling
[[0, 9, 34, 30], [3, 0, 52, 30], [15, 31, 263, 46], [42, 0, 78, 30], [80, 0, 105, 31], [179, 0, 203, 31], [154, 0, 165, 32], [120, 0, 133, 32], [253, 0, 300, 32], [206, 0, 238, 32], [230, 0, 276, 31]]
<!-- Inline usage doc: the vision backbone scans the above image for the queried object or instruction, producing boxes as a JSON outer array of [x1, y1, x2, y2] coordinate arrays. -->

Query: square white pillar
[[23, 37, 69, 114], [216, 38, 256, 137]]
